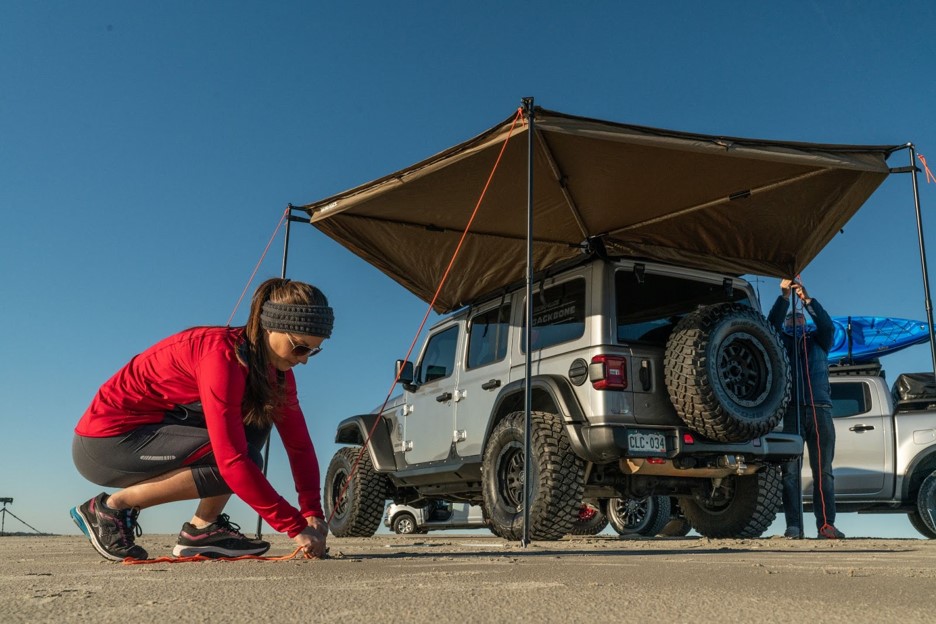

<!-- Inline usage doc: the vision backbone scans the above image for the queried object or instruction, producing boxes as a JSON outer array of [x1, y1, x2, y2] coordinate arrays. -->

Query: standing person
[[768, 278, 844, 540], [70, 278, 333, 560]]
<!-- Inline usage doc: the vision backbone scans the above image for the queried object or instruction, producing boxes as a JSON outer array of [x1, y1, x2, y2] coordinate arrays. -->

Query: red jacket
[[75, 326, 322, 537]]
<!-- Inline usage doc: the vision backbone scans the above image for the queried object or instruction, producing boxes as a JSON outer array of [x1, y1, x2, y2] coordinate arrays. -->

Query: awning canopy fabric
[[298, 108, 901, 313]]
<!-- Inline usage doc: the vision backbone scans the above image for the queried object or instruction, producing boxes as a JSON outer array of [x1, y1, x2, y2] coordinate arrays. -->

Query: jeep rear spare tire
[[323, 446, 388, 537], [665, 302, 790, 443], [677, 466, 781, 538], [482, 411, 585, 541]]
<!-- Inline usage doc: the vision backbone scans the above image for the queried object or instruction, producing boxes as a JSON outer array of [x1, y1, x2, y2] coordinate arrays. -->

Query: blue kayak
[[794, 316, 930, 364]]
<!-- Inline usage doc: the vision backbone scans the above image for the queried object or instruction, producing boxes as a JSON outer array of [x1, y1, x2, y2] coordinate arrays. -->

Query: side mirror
[[395, 360, 416, 391]]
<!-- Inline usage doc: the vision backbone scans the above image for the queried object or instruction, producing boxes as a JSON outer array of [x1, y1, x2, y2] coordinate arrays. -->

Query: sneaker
[[70, 492, 148, 561], [818, 525, 846, 539], [172, 513, 270, 558], [783, 526, 803, 540]]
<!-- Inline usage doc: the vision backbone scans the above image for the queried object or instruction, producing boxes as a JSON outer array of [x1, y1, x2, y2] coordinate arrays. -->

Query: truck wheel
[[482, 411, 585, 541], [568, 502, 609, 535], [657, 499, 692, 537], [907, 511, 936, 539], [606, 495, 671, 536], [323, 446, 388, 537], [665, 303, 790, 443], [677, 466, 781, 538], [915, 470, 936, 537], [392, 512, 418, 534]]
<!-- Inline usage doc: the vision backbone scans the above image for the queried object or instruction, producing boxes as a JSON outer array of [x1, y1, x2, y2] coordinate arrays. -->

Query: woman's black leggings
[[72, 412, 269, 498]]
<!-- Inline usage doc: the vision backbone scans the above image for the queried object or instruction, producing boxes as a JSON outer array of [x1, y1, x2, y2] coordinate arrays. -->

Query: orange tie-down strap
[[121, 546, 333, 565]]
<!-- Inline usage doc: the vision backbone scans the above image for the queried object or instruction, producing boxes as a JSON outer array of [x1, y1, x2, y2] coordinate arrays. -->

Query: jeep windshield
[[616, 270, 752, 345]]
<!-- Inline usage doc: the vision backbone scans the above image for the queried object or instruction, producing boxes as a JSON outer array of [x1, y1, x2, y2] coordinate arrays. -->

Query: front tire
[[678, 467, 781, 538], [915, 470, 936, 537], [323, 446, 388, 537], [657, 499, 692, 537], [392, 512, 418, 535], [482, 411, 584, 541], [665, 303, 790, 442], [606, 495, 671, 536], [908, 511, 936, 539], [568, 502, 609, 536]]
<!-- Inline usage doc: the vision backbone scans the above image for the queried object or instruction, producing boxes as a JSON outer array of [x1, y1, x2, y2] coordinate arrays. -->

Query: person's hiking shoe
[[69, 492, 148, 561], [818, 525, 846, 539], [783, 526, 803, 540], [172, 513, 270, 558]]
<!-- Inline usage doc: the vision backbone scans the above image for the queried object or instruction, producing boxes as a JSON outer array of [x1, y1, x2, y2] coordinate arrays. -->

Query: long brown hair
[[242, 278, 330, 427]]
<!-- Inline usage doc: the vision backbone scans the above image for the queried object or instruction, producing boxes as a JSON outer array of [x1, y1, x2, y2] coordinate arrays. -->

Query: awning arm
[[904, 144, 936, 378], [607, 168, 831, 236], [534, 129, 590, 241]]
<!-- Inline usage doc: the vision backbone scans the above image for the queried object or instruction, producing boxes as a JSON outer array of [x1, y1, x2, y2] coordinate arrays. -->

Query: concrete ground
[[3, 534, 934, 623]]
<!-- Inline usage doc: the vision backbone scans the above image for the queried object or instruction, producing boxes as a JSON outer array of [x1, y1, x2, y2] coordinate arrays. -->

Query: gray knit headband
[[260, 301, 334, 338]]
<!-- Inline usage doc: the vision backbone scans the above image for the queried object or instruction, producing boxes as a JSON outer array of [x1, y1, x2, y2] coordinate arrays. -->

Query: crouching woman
[[70, 278, 331, 561]]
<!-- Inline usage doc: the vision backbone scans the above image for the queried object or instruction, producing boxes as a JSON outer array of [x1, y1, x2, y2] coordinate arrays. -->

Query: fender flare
[[334, 414, 397, 473], [483, 374, 587, 456], [902, 445, 936, 501]]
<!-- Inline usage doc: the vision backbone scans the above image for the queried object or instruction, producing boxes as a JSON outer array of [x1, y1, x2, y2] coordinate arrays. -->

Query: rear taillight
[[589, 355, 628, 390]]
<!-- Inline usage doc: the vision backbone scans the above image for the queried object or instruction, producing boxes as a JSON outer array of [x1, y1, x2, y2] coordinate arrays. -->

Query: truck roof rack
[[829, 359, 884, 378]]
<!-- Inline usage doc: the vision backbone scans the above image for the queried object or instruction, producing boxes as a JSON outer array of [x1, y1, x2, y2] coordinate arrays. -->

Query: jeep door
[[402, 323, 462, 465], [454, 301, 512, 459]]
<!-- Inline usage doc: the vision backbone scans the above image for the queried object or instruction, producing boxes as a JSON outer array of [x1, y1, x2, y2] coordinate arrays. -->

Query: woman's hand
[[307, 515, 328, 537], [293, 525, 327, 558]]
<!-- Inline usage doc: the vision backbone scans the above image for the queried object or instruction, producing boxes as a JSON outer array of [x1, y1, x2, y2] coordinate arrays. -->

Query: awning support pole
[[256, 204, 298, 539], [522, 96, 535, 548], [906, 145, 936, 378]]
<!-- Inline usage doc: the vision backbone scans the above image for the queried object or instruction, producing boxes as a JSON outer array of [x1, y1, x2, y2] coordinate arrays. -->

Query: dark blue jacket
[[768, 296, 834, 406]]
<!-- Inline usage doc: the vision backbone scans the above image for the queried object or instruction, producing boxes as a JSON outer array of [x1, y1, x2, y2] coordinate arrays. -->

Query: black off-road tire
[[482, 411, 585, 541], [606, 495, 672, 536], [907, 511, 936, 539], [568, 502, 609, 536], [915, 470, 936, 537], [323, 446, 388, 537], [392, 512, 418, 535], [665, 303, 790, 443], [677, 466, 782, 538], [658, 499, 692, 537]]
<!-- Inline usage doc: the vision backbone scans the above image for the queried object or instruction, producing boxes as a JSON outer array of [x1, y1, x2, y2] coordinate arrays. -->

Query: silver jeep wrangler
[[324, 255, 801, 540]]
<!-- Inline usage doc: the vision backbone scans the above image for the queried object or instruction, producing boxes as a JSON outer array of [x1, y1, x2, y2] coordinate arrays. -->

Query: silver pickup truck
[[807, 363, 936, 537]]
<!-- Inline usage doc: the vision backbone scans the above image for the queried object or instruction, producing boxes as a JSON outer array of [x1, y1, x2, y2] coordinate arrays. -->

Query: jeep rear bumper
[[575, 423, 802, 465]]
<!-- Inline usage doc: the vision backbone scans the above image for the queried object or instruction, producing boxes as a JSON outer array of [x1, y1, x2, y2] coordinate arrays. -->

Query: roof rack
[[829, 359, 884, 378]]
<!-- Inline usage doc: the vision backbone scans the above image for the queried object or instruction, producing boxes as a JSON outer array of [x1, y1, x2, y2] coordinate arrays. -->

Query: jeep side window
[[520, 278, 586, 352], [415, 326, 459, 384], [467, 304, 509, 369], [615, 270, 752, 345], [830, 381, 872, 418]]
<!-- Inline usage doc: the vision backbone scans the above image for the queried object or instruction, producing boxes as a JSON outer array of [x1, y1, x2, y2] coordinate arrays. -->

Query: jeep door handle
[[481, 379, 501, 391], [436, 392, 453, 403], [849, 425, 875, 432]]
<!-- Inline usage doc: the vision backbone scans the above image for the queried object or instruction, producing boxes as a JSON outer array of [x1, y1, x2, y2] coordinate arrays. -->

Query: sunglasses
[[286, 334, 323, 358]]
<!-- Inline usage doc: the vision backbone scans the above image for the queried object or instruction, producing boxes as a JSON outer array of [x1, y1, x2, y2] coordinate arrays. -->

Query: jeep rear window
[[467, 304, 509, 369], [616, 270, 751, 345], [520, 278, 586, 351]]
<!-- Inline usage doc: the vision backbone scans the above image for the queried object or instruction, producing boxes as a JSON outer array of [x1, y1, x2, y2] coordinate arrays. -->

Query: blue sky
[[2, 2, 935, 540]]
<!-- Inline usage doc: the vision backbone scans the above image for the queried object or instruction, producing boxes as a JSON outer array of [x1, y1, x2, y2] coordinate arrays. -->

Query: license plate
[[627, 430, 667, 455]]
